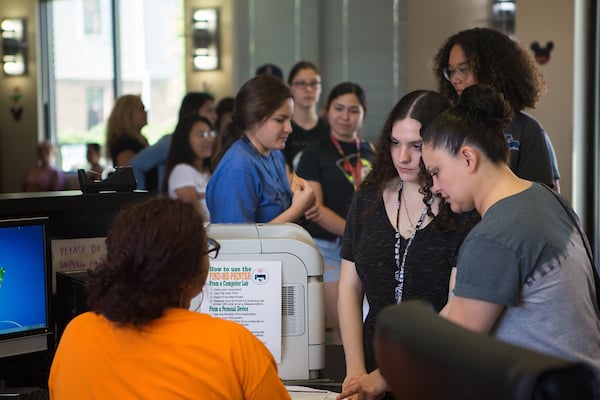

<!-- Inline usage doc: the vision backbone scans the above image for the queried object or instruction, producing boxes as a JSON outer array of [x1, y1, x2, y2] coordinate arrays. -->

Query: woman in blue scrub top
[[206, 75, 318, 224]]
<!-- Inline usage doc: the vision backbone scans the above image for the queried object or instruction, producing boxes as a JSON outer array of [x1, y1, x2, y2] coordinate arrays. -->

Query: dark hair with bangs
[[86, 198, 208, 327], [422, 85, 511, 166]]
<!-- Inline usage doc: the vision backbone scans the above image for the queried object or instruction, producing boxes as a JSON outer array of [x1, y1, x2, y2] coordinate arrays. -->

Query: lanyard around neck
[[242, 135, 291, 207], [330, 134, 362, 190], [394, 181, 433, 303]]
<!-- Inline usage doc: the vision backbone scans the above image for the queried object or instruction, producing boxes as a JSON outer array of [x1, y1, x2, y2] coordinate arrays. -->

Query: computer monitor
[[0, 217, 51, 359]]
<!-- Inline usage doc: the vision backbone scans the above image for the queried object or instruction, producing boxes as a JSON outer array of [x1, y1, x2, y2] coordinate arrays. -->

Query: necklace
[[401, 189, 415, 235], [394, 181, 433, 303]]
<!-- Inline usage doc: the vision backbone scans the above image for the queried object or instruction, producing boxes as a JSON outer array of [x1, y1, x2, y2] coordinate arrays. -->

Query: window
[[42, 0, 185, 171], [83, 0, 102, 35]]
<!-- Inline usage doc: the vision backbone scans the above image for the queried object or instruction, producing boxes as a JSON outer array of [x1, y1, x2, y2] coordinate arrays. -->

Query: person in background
[[206, 75, 317, 224], [296, 82, 375, 345], [129, 92, 217, 191], [337, 90, 476, 400], [105, 94, 149, 167], [284, 61, 330, 171], [255, 63, 284, 81], [85, 142, 104, 178], [164, 115, 215, 220], [211, 96, 236, 169], [421, 84, 600, 378], [432, 27, 557, 190], [48, 198, 291, 399], [215, 96, 234, 135], [21, 141, 66, 192]]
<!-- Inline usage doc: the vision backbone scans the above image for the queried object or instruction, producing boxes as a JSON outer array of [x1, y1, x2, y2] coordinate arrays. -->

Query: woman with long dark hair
[[206, 75, 317, 223], [338, 90, 476, 399]]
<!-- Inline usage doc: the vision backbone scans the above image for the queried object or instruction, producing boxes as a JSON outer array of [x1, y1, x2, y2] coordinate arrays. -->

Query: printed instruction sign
[[50, 237, 106, 291], [191, 260, 282, 362]]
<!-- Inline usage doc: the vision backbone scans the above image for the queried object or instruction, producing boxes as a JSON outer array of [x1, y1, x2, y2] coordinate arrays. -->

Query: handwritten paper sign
[[50, 237, 106, 291], [190, 260, 282, 362]]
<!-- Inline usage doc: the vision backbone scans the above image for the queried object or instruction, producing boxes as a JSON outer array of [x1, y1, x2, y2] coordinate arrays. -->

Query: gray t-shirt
[[455, 183, 600, 374]]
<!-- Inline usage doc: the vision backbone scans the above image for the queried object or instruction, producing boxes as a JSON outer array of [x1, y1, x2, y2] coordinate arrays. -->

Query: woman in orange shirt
[[49, 198, 290, 400]]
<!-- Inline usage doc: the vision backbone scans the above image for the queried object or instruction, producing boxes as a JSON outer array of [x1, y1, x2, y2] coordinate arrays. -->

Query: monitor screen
[[0, 217, 50, 358]]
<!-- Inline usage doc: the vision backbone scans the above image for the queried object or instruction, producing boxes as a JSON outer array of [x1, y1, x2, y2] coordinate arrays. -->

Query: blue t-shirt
[[206, 138, 292, 223], [129, 134, 171, 191]]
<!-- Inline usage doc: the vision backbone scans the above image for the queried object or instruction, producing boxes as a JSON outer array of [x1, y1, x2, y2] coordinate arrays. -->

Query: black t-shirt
[[342, 185, 467, 372], [110, 136, 146, 167], [284, 117, 330, 170], [110, 136, 158, 191], [296, 135, 375, 241]]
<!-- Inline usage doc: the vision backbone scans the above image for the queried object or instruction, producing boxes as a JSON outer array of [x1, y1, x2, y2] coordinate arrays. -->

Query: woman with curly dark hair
[[338, 90, 477, 400], [49, 198, 291, 399], [432, 27, 558, 190]]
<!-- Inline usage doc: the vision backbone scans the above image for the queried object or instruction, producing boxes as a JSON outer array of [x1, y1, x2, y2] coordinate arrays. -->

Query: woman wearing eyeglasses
[[284, 61, 330, 171], [49, 198, 291, 399], [130, 92, 217, 191], [432, 27, 557, 190], [164, 114, 215, 220]]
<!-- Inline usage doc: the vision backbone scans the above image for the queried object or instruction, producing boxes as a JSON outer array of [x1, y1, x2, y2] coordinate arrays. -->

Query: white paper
[[191, 260, 282, 362], [50, 237, 106, 291]]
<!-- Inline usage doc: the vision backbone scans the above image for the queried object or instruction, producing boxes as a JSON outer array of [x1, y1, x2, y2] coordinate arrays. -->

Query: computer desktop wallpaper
[[0, 224, 48, 336]]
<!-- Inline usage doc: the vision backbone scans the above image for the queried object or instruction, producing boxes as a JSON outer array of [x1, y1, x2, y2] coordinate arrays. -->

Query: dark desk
[[0, 190, 151, 390]]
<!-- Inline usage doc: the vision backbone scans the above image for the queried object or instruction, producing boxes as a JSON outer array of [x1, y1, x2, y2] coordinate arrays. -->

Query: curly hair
[[432, 27, 545, 112], [422, 85, 512, 166], [86, 198, 208, 327]]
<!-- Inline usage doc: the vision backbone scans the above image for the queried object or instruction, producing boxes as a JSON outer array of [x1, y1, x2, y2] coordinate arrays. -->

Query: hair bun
[[458, 85, 509, 127]]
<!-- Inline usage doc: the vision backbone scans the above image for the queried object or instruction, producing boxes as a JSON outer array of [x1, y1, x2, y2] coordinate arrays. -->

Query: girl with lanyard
[[337, 91, 478, 400], [296, 82, 376, 345], [206, 75, 318, 224]]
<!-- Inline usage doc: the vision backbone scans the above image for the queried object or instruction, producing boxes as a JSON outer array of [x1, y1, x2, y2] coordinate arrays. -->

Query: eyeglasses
[[442, 65, 471, 82], [205, 238, 220, 259], [193, 130, 217, 139], [291, 80, 321, 90]]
